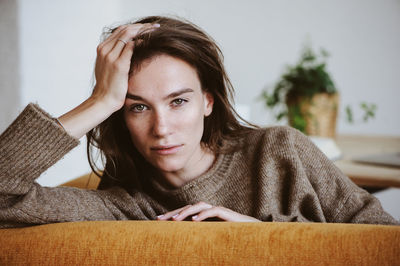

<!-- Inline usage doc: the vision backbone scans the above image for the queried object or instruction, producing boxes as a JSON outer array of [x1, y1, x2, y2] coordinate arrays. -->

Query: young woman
[[0, 16, 397, 228]]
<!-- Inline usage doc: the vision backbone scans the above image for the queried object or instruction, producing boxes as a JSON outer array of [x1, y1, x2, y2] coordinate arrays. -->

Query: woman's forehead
[[127, 54, 202, 97]]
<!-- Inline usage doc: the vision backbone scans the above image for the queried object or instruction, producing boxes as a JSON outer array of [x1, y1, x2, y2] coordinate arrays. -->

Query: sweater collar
[[148, 152, 234, 204]]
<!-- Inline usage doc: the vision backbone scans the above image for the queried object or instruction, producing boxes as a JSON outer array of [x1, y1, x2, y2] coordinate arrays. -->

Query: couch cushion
[[0, 221, 399, 265], [60, 172, 100, 189]]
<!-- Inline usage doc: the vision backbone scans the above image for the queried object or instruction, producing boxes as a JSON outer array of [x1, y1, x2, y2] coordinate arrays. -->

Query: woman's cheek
[[125, 117, 148, 142], [178, 107, 203, 127]]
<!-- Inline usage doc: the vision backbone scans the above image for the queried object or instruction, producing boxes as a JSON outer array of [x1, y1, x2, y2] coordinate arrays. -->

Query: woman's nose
[[152, 111, 170, 137]]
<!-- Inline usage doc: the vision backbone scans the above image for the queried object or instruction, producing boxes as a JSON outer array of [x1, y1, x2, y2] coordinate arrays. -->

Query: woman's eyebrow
[[164, 88, 194, 100], [125, 93, 143, 101], [126, 88, 194, 101]]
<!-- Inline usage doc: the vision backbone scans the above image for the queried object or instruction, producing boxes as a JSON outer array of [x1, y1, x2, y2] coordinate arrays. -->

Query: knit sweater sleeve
[[290, 128, 399, 225], [0, 104, 159, 228]]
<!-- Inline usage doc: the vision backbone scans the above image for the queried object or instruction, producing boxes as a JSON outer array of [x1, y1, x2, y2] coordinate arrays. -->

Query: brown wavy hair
[[87, 16, 256, 189]]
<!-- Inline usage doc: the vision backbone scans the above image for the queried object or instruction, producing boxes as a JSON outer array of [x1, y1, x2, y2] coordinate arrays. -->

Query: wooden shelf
[[334, 135, 400, 188]]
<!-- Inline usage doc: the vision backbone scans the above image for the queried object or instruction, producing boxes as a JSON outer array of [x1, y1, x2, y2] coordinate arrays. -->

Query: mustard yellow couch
[[1, 174, 399, 265]]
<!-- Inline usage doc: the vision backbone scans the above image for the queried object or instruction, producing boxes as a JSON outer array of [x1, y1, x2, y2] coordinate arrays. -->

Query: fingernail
[[172, 214, 179, 219], [192, 215, 198, 220], [153, 23, 160, 27], [157, 215, 164, 219]]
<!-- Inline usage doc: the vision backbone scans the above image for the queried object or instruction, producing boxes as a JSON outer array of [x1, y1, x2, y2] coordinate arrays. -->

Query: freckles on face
[[122, 54, 213, 173]]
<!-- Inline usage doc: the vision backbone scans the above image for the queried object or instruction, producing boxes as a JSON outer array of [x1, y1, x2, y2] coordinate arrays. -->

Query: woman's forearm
[[58, 96, 118, 139]]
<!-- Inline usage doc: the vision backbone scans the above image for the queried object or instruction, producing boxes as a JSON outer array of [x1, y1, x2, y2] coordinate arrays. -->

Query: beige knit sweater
[[0, 104, 398, 228]]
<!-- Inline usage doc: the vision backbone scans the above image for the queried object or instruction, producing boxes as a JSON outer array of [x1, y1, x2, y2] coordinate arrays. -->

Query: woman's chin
[[152, 160, 184, 174]]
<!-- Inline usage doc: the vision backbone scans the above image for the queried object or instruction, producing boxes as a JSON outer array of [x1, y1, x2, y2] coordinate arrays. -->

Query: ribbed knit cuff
[[0, 103, 79, 193]]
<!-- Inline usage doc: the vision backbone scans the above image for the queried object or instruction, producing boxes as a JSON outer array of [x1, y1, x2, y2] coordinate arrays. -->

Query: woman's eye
[[130, 104, 148, 113], [171, 98, 187, 107]]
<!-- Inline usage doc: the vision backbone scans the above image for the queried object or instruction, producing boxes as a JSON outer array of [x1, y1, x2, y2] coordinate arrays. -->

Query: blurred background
[[1, 0, 399, 218]]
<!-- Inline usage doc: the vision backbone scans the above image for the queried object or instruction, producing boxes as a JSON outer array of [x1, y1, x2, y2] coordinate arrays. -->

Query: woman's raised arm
[[58, 23, 159, 139]]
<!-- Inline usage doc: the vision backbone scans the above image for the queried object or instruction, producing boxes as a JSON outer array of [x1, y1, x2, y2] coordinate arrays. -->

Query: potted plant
[[261, 44, 376, 138]]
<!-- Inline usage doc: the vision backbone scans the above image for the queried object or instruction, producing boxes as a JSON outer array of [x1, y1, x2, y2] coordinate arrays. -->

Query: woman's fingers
[[192, 207, 260, 222], [97, 24, 129, 56], [119, 40, 135, 64], [112, 23, 159, 58], [170, 202, 213, 221], [157, 206, 189, 221], [157, 202, 211, 221], [191, 207, 229, 221], [157, 202, 261, 222], [99, 23, 159, 58], [117, 22, 159, 42]]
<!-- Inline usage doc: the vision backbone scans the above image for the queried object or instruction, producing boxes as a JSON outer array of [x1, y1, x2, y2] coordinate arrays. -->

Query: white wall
[[16, 0, 123, 186], [0, 0, 399, 219], [0, 0, 20, 134]]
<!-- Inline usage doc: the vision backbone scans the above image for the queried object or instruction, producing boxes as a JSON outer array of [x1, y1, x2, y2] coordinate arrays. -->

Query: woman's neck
[[157, 147, 216, 188]]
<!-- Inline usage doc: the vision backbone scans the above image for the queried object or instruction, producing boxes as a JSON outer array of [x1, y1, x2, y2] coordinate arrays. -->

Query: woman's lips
[[150, 145, 183, 155]]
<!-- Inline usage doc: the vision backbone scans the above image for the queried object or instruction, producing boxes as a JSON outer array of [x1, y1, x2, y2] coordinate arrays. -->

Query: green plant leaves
[[360, 102, 377, 122], [345, 103, 377, 124], [259, 43, 377, 129], [288, 104, 307, 133], [345, 105, 353, 124], [260, 44, 337, 122]]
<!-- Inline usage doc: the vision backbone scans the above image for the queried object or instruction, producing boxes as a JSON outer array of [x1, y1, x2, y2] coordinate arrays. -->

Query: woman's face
[[124, 54, 214, 176]]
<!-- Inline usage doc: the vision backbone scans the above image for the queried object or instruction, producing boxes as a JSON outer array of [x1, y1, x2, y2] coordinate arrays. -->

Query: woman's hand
[[91, 23, 160, 111], [157, 202, 261, 222], [58, 23, 159, 139]]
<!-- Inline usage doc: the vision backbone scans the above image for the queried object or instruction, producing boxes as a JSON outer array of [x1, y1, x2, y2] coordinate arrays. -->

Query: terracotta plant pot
[[287, 93, 339, 138]]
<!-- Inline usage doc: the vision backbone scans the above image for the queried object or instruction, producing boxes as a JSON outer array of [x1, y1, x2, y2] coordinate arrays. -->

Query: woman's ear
[[203, 91, 214, 117]]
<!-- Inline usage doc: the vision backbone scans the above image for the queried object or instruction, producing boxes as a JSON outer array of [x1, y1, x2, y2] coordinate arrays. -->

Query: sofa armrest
[[1, 221, 399, 265], [60, 172, 100, 189]]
